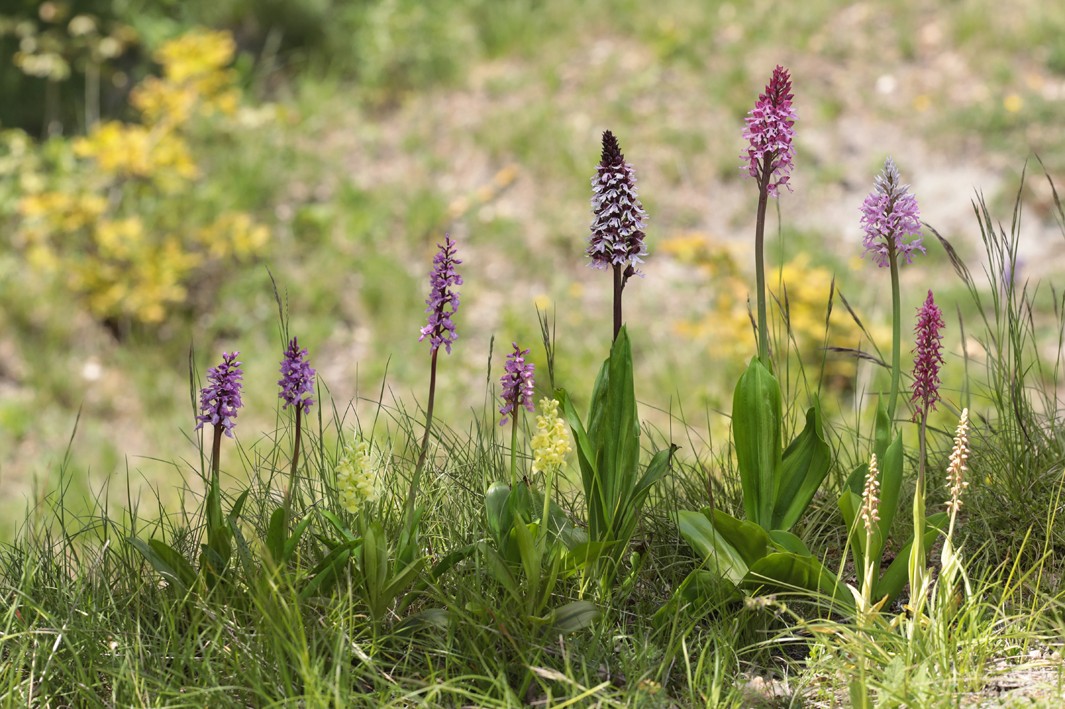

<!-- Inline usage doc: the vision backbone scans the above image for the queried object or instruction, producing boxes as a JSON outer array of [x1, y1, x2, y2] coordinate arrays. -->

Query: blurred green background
[[1, 0, 1063, 536]]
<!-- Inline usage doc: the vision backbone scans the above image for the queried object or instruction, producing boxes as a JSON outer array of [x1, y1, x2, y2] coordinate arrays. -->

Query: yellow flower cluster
[[662, 234, 885, 390], [335, 437, 382, 513], [9, 29, 272, 325], [71, 218, 202, 323], [131, 29, 239, 127], [531, 398, 572, 476], [196, 212, 270, 260], [73, 122, 198, 186]]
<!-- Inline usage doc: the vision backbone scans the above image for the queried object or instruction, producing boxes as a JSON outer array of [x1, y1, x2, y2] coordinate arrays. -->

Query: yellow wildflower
[[197, 212, 270, 260], [73, 122, 197, 184], [155, 29, 235, 84], [531, 398, 571, 476]]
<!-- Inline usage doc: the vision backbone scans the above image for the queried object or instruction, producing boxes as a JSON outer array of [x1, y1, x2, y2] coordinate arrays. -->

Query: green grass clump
[[3, 168, 1065, 706]]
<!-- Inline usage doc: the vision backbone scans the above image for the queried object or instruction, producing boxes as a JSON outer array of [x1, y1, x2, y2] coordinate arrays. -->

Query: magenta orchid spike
[[741, 65, 796, 197], [911, 290, 945, 421]]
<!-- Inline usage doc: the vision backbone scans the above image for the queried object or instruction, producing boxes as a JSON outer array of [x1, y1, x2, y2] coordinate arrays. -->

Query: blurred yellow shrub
[[4, 28, 270, 326], [662, 233, 884, 391]]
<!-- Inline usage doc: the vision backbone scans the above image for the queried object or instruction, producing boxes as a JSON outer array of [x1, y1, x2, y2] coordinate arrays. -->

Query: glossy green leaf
[[557, 328, 665, 583], [381, 558, 424, 609], [732, 357, 783, 528], [744, 552, 850, 610], [512, 518, 541, 598], [838, 489, 868, 573], [876, 434, 904, 551], [480, 543, 520, 602], [485, 482, 511, 545], [395, 608, 449, 636], [677, 509, 749, 585], [266, 508, 287, 562], [653, 569, 739, 627], [128, 538, 197, 594], [768, 529, 811, 556], [282, 515, 313, 563], [318, 509, 357, 543], [548, 600, 599, 634], [708, 509, 771, 565], [228, 489, 249, 525], [773, 404, 832, 531], [299, 540, 358, 600]]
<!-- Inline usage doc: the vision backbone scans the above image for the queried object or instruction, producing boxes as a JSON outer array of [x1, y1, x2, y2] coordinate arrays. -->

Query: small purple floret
[[278, 337, 316, 415], [587, 130, 648, 273], [860, 157, 925, 268], [196, 351, 243, 438], [911, 290, 945, 421], [499, 343, 535, 426], [419, 234, 463, 354], [741, 65, 797, 197]]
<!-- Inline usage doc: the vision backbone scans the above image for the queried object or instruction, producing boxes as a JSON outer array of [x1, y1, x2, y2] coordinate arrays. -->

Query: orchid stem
[[282, 406, 302, 524], [754, 169, 771, 367], [408, 348, 439, 530], [888, 250, 902, 426]]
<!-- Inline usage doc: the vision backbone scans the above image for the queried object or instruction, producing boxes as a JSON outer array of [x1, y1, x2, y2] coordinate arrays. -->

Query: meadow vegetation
[[2, 1, 1065, 705]]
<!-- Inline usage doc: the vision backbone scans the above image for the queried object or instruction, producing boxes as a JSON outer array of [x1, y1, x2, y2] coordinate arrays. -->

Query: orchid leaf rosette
[[557, 327, 676, 589]]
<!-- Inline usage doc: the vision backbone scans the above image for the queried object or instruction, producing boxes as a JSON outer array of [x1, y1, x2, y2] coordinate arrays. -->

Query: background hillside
[[1, 0, 1064, 534]]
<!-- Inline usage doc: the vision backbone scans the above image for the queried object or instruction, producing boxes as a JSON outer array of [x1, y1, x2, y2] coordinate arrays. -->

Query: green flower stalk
[[944, 408, 970, 537], [859, 453, 881, 613], [938, 409, 972, 611]]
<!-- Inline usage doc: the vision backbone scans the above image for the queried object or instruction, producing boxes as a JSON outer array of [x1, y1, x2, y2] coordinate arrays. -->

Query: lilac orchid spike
[[499, 343, 535, 426], [741, 65, 797, 197], [419, 234, 463, 354], [911, 290, 945, 421], [278, 337, 315, 414], [860, 157, 925, 268], [196, 351, 243, 437], [587, 130, 649, 274]]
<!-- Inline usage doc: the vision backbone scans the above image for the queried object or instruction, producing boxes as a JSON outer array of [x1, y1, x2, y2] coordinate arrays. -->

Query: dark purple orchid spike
[[587, 130, 648, 276], [742, 65, 796, 197]]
